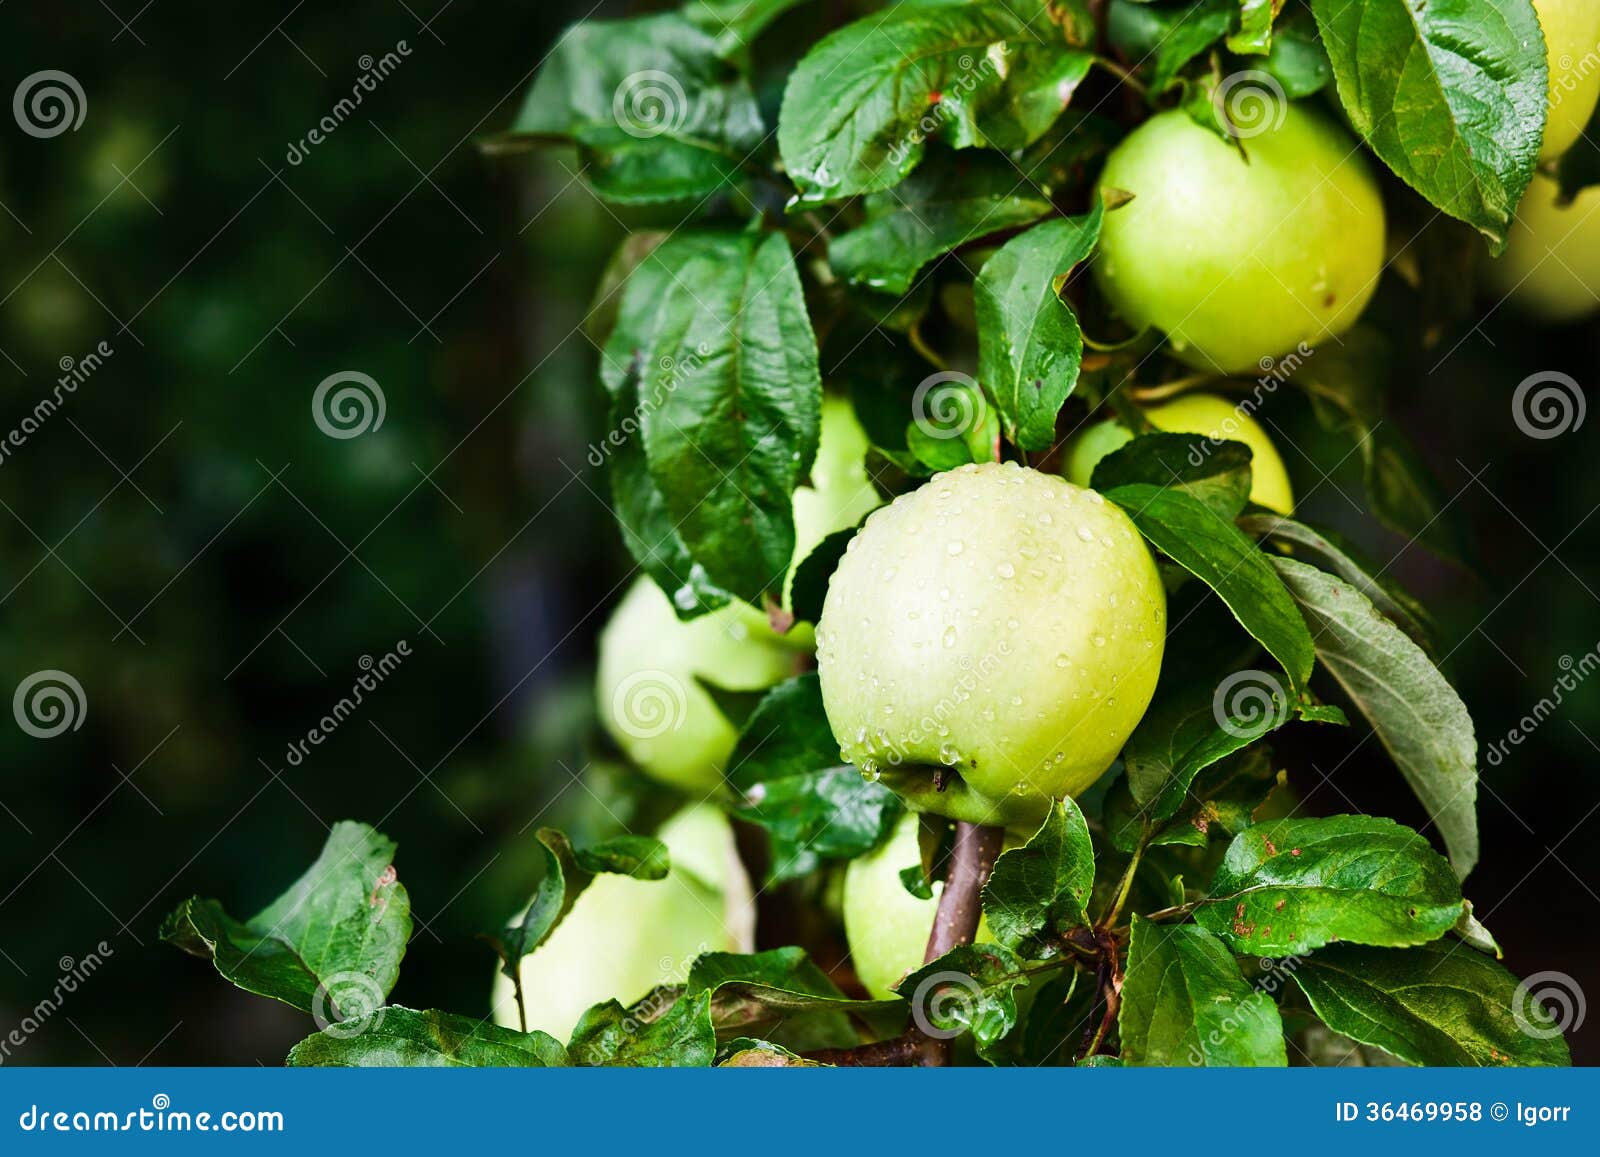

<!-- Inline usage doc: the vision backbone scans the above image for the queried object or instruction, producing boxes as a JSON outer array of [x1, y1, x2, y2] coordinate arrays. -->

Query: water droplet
[[942, 625, 958, 648], [1076, 525, 1095, 542], [1005, 617, 1019, 631], [947, 540, 964, 556], [1055, 653, 1070, 668], [996, 562, 1015, 579], [1038, 511, 1052, 525], [1093, 634, 1107, 647]]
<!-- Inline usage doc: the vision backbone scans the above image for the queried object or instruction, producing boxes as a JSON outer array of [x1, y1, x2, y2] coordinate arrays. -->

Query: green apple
[[598, 397, 881, 794], [843, 812, 994, 998], [815, 461, 1166, 829], [1094, 104, 1385, 374], [492, 803, 755, 1041], [1062, 393, 1295, 514], [1487, 173, 1600, 322], [1536, 0, 1600, 161]]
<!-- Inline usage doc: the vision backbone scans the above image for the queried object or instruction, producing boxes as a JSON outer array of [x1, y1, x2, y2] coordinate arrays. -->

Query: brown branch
[[925, 821, 1005, 962], [803, 1035, 924, 1067]]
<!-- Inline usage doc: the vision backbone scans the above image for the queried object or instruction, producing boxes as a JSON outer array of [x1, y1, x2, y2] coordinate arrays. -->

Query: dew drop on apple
[[942, 626, 957, 648], [938, 742, 960, 766], [996, 561, 1015, 579]]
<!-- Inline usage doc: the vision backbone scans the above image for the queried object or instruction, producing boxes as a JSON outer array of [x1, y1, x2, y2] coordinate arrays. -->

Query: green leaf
[[488, 828, 668, 978], [1105, 747, 1285, 852], [162, 822, 409, 1018], [1310, 0, 1546, 250], [718, 1038, 826, 1066], [1292, 941, 1571, 1066], [982, 798, 1095, 957], [1104, 483, 1314, 697], [975, 206, 1102, 451], [904, 372, 1001, 470], [829, 152, 1054, 295], [1227, 0, 1278, 54], [1259, 7, 1332, 98], [683, 0, 811, 58], [509, 13, 764, 203], [693, 947, 900, 1049], [568, 990, 717, 1066], [777, 2, 1075, 202], [789, 525, 856, 625], [1241, 514, 1434, 651], [1272, 556, 1479, 878], [1091, 432, 1253, 521], [602, 230, 822, 605], [728, 674, 902, 882], [1119, 917, 1287, 1066], [1108, 0, 1234, 95], [287, 1007, 567, 1067], [1454, 899, 1503, 959], [896, 943, 1031, 1055], [1195, 816, 1464, 956]]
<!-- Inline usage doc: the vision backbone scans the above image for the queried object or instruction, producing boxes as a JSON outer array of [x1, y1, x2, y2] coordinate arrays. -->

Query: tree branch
[[925, 821, 1005, 962]]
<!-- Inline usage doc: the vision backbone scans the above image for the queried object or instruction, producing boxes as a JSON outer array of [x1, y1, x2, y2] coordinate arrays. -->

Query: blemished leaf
[[777, 2, 1076, 202], [568, 990, 717, 1066], [1272, 556, 1479, 878], [1104, 748, 1285, 852], [1241, 514, 1434, 652], [1195, 815, 1465, 956], [162, 822, 409, 1017], [1292, 941, 1571, 1067], [488, 828, 669, 979], [829, 151, 1054, 295], [1310, 0, 1546, 251], [728, 674, 902, 882], [897, 943, 1032, 1055], [287, 1007, 567, 1068], [789, 525, 856, 625], [982, 798, 1095, 957], [1092, 432, 1253, 521], [1104, 483, 1315, 698], [975, 206, 1102, 451], [507, 13, 764, 203], [718, 1038, 825, 1066], [602, 230, 822, 606], [1119, 917, 1287, 1066]]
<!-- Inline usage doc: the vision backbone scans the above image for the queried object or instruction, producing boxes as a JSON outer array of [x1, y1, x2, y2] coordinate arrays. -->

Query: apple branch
[[924, 820, 1005, 962]]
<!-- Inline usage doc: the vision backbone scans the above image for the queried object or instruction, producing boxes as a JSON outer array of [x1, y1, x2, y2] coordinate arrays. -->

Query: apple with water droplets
[[815, 462, 1166, 829]]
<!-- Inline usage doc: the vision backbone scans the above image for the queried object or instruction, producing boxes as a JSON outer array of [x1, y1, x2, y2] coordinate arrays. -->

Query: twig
[[925, 821, 1005, 962], [1099, 842, 1144, 931]]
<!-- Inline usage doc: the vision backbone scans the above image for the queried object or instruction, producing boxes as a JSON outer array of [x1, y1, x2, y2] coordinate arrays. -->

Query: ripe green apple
[[492, 804, 755, 1041], [815, 461, 1166, 829], [1093, 104, 1385, 374], [1536, 0, 1600, 161], [843, 812, 994, 998], [1487, 173, 1600, 322], [1062, 393, 1295, 514], [598, 397, 881, 794]]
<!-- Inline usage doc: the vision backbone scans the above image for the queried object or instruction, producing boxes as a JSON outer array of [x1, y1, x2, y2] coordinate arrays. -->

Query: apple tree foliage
[[162, 0, 1581, 1067]]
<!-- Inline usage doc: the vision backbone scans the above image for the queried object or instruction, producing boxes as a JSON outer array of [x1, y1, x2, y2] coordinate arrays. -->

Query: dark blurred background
[[0, 1, 1595, 1066]]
